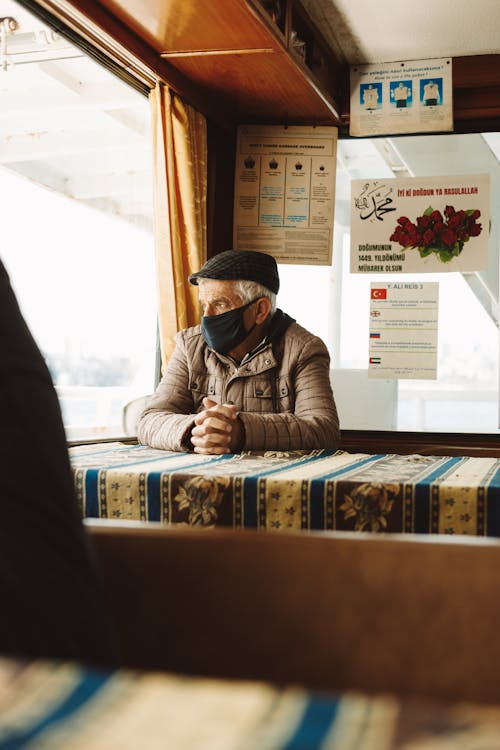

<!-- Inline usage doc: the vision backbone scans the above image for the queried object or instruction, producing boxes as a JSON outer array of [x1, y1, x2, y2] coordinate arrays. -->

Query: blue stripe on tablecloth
[[243, 477, 259, 527], [486, 463, 500, 537], [74, 451, 234, 471], [147, 472, 161, 521], [107, 454, 232, 470], [281, 694, 340, 750], [413, 479, 431, 533], [408, 456, 463, 486], [309, 478, 325, 529], [84, 469, 100, 518], [241, 450, 334, 480], [409, 456, 463, 533], [319, 453, 385, 480], [0, 670, 110, 750]]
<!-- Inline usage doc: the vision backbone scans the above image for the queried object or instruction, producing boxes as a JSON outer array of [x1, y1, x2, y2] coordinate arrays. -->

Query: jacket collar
[[235, 309, 295, 364]]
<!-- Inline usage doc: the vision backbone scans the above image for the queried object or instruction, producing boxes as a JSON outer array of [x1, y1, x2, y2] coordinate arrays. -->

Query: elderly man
[[137, 249, 339, 454]]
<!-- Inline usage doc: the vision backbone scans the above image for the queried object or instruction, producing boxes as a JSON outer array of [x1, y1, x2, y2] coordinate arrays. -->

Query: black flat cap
[[189, 249, 280, 294]]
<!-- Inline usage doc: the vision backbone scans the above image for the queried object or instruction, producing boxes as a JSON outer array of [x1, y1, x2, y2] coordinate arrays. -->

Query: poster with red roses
[[350, 174, 489, 273]]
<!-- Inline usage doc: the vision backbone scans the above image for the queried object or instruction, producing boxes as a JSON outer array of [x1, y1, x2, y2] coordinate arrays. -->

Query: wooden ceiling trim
[[168, 48, 341, 122], [94, 0, 285, 55], [161, 49, 276, 58]]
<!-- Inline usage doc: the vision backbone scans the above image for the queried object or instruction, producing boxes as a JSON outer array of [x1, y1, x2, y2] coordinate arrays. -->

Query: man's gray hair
[[234, 279, 276, 313], [197, 277, 277, 313]]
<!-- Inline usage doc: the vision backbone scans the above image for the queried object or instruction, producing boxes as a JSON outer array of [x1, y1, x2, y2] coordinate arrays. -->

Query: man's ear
[[255, 296, 272, 324]]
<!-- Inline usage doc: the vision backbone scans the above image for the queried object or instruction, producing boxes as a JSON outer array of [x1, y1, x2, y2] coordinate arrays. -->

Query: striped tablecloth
[[69, 443, 500, 535], [2, 656, 500, 749]]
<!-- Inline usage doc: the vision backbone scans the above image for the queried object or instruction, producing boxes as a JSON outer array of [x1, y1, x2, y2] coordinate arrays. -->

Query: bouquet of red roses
[[390, 205, 482, 262]]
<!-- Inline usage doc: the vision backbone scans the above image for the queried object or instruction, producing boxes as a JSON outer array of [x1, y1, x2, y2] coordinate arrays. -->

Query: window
[[0, 0, 156, 440], [277, 133, 499, 433]]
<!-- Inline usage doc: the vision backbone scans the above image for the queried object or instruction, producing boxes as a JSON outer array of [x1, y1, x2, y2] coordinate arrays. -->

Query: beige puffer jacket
[[137, 311, 340, 452]]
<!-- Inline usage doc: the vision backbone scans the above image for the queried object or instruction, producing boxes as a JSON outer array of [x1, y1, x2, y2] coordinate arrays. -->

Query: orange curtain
[[150, 84, 207, 367]]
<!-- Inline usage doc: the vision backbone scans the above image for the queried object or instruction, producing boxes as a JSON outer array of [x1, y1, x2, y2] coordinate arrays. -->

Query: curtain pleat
[[150, 84, 207, 367]]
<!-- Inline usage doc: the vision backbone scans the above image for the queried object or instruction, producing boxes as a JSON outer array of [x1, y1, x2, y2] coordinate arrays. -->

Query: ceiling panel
[[300, 0, 500, 64]]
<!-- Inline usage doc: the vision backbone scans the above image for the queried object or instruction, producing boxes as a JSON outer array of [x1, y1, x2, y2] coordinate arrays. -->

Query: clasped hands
[[190, 397, 244, 455]]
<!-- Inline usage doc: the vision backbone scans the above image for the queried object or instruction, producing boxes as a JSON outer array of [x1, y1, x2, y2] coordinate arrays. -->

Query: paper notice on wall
[[369, 282, 439, 380], [233, 125, 337, 265], [350, 58, 452, 137], [351, 174, 489, 273]]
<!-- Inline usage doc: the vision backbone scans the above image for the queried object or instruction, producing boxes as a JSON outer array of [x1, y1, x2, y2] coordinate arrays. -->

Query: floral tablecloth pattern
[[69, 443, 500, 535]]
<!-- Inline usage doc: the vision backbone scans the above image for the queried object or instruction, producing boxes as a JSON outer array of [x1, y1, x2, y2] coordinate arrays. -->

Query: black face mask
[[201, 299, 258, 355]]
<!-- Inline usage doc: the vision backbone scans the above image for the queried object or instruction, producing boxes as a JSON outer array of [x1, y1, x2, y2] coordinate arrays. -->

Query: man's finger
[[206, 402, 238, 420], [192, 417, 232, 435], [193, 445, 230, 455], [194, 408, 231, 426], [191, 433, 230, 449], [202, 397, 218, 409]]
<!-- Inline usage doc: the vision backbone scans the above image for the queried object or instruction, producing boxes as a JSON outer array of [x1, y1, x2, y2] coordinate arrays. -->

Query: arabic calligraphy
[[355, 182, 397, 221]]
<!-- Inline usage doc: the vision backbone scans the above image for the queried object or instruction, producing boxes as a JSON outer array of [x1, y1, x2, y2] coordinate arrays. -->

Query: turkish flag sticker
[[371, 288, 387, 300]]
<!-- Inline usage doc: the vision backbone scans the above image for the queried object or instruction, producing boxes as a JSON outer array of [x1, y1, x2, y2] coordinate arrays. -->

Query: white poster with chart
[[368, 282, 439, 380], [349, 58, 453, 137], [233, 125, 337, 265]]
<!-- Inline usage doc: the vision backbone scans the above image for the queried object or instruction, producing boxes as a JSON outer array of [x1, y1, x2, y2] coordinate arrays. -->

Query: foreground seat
[[86, 521, 500, 704]]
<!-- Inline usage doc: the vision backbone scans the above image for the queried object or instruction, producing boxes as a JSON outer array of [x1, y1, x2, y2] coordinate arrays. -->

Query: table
[[3, 655, 500, 749], [69, 443, 500, 536]]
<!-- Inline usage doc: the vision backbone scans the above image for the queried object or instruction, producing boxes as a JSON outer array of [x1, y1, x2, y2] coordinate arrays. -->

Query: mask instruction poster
[[350, 58, 452, 137], [369, 282, 439, 380], [351, 174, 489, 274], [233, 125, 337, 265]]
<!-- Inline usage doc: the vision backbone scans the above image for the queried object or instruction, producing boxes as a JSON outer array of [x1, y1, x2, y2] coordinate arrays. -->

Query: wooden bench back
[[86, 521, 500, 704]]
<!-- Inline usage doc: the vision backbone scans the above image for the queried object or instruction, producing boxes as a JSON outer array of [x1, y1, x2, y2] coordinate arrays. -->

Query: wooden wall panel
[[207, 122, 236, 258], [454, 86, 500, 120], [340, 430, 500, 458], [453, 54, 500, 89]]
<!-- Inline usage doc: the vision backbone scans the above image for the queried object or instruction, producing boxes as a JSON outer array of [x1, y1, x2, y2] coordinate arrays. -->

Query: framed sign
[[350, 58, 453, 137], [369, 282, 439, 380], [234, 125, 337, 265], [351, 174, 489, 273]]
